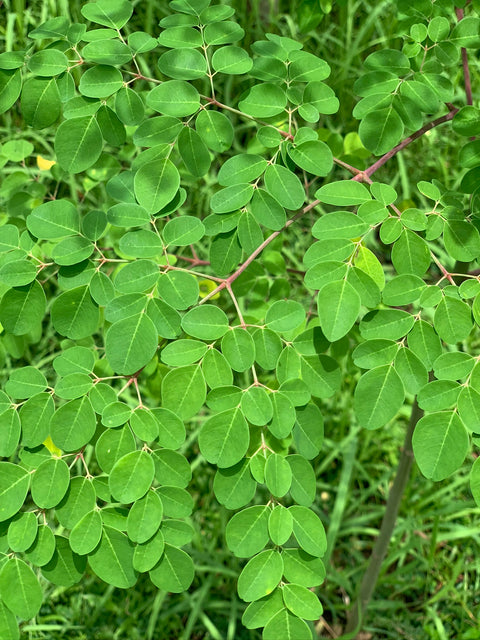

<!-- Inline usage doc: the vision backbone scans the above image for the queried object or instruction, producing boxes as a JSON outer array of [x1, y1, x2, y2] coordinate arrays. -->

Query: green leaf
[[353, 339, 398, 369], [81, 0, 133, 28], [412, 412, 469, 481], [52, 235, 94, 266], [162, 365, 206, 420], [134, 158, 180, 214], [82, 39, 132, 65], [289, 505, 326, 557], [109, 451, 155, 503], [268, 505, 292, 545], [263, 609, 313, 640], [24, 525, 56, 567], [221, 328, 255, 372], [156, 486, 192, 518], [133, 530, 165, 572], [54, 116, 103, 173], [105, 313, 158, 375], [303, 81, 339, 115], [218, 154, 267, 187], [315, 180, 371, 206], [158, 271, 199, 310], [434, 296, 473, 344], [354, 365, 405, 429], [114, 260, 159, 294], [317, 279, 361, 341], [382, 274, 425, 306], [56, 476, 96, 529], [312, 212, 368, 240], [211, 183, 254, 213], [292, 403, 324, 459], [6, 366, 47, 398], [238, 550, 283, 602], [69, 510, 103, 555], [161, 339, 207, 367], [158, 25, 203, 48], [50, 396, 96, 451], [241, 387, 273, 425], [242, 590, 284, 629], [195, 109, 234, 152], [226, 505, 270, 557], [418, 378, 460, 413], [212, 46, 252, 74], [199, 407, 249, 468], [444, 220, 480, 261], [364, 48, 410, 74], [115, 87, 145, 126], [283, 583, 323, 620], [458, 386, 480, 432], [253, 328, 282, 369], [407, 320, 442, 369], [450, 16, 480, 48], [0, 601, 19, 639], [88, 526, 137, 588], [0, 409, 20, 457], [264, 164, 304, 210], [391, 230, 430, 276], [21, 77, 61, 129], [287, 454, 316, 507], [0, 282, 46, 335], [233, 212, 263, 252], [394, 347, 428, 394], [31, 457, 69, 509], [51, 286, 99, 339], [265, 453, 292, 498], [214, 459, 256, 509], [290, 50, 330, 81], [269, 393, 296, 439], [7, 511, 37, 552], [147, 80, 200, 117], [158, 48, 207, 80], [433, 352, 474, 381], [28, 199, 80, 239], [95, 426, 136, 474], [288, 140, 333, 177], [0, 558, 43, 619], [360, 309, 414, 340], [282, 548, 325, 587], [149, 544, 194, 592], [238, 83, 286, 118], [0, 70, 22, 116], [359, 106, 404, 155], [27, 49, 68, 76], [178, 127, 211, 177], [265, 300, 305, 333], [181, 304, 229, 340], [250, 189, 286, 231], [202, 348, 233, 388]]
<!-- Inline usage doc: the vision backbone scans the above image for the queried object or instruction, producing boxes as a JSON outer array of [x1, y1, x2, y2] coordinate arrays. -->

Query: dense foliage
[[1, 0, 480, 638]]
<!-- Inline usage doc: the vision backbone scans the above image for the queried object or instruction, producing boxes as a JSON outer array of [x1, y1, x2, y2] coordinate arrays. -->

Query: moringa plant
[[0, 0, 480, 638]]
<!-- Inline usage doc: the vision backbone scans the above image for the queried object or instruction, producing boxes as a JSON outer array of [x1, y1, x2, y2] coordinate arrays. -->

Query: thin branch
[[456, 8, 473, 105], [199, 200, 320, 304], [354, 107, 459, 180], [345, 400, 424, 634]]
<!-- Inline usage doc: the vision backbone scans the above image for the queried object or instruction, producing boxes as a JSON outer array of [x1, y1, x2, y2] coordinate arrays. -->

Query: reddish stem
[[354, 108, 459, 181], [456, 8, 473, 105]]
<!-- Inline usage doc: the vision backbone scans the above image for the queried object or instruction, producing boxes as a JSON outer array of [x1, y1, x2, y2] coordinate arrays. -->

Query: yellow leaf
[[36, 155, 56, 171], [199, 279, 220, 299], [42, 436, 62, 457]]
